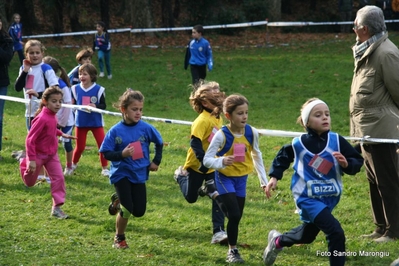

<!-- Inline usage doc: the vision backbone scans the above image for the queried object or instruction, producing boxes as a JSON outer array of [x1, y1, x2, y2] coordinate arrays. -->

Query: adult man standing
[[350, 5, 399, 243]]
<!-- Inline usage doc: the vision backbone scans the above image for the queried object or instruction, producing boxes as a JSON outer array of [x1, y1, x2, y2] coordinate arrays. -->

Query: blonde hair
[[43, 56, 71, 87], [24, 40, 45, 55], [189, 81, 225, 117]]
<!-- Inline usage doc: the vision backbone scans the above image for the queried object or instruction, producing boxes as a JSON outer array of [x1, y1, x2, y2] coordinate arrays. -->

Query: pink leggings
[[20, 154, 66, 207], [72, 126, 107, 167]]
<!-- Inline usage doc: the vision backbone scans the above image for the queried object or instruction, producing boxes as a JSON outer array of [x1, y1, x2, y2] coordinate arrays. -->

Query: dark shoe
[[198, 179, 216, 197], [108, 193, 120, 215]]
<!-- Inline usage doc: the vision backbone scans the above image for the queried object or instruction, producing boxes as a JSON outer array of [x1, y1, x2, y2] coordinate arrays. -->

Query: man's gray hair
[[357, 5, 386, 35]]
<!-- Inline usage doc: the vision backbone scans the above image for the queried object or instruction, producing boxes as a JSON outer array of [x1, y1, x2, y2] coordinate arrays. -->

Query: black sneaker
[[226, 248, 244, 263], [198, 179, 216, 197], [108, 193, 120, 215]]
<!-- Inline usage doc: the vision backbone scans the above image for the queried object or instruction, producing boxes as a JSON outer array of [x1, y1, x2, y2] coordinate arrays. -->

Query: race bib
[[308, 154, 333, 175], [306, 179, 340, 198]]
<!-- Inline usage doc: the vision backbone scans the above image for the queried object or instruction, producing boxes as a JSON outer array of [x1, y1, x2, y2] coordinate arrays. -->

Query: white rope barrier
[[22, 20, 399, 39], [2, 95, 399, 144]]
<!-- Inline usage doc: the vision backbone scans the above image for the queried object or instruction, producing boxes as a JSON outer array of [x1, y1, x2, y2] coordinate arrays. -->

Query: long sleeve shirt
[[26, 107, 63, 161]]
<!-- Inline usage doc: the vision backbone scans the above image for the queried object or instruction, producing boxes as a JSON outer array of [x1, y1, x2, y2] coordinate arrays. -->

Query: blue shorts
[[60, 126, 73, 142], [215, 171, 248, 197]]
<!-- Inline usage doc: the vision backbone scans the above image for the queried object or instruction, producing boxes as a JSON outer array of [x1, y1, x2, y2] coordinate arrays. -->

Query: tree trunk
[[0, 1, 8, 30], [161, 0, 175, 27], [268, 0, 282, 21], [100, 0, 110, 27], [52, 0, 64, 40], [66, 0, 83, 32], [129, 0, 154, 36]]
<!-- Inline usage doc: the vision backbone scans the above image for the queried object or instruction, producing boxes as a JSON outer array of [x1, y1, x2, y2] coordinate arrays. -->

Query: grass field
[[0, 32, 398, 265]]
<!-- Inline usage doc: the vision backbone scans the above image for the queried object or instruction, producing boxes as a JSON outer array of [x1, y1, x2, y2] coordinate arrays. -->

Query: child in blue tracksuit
[[8, 13, 24, 65], [93, 21, 112, 79], [263, 98, 364, 266], [184, 25, 213, 86], [99, 89, 163, 249]]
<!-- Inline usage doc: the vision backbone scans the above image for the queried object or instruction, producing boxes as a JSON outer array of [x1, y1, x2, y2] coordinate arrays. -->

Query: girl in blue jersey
[[184, 25, 213, 86], [93, 21, 112, 79], [8, 13, 24, 65], [203, 94, 269, 264], [263, 98, 364, 266], [43, 56, 75, 176], [70, 63, 109, 176], [174, 81, 227, 245], [99, 89, 163, 249]]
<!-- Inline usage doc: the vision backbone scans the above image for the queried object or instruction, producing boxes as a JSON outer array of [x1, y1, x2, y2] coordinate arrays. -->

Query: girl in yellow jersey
[[204, 94, 269, 263], [173, 81, 228, 244]]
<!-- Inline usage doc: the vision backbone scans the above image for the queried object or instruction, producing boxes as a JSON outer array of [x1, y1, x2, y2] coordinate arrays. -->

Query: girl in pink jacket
[[19, 86, 75, 219]]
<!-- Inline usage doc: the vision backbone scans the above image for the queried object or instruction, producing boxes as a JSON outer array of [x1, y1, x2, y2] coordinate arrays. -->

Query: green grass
[[0, 34, 398, 265]]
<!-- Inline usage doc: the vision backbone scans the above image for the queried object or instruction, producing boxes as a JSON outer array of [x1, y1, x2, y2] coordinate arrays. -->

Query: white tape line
[[2, 95, 399, 143]]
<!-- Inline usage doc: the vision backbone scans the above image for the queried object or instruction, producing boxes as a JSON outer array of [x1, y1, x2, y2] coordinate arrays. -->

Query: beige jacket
[[350, 33, 399, 140]]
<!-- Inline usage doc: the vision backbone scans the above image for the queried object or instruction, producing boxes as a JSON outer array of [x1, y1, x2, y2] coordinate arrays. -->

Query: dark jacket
[[0, 31, 14, 87]]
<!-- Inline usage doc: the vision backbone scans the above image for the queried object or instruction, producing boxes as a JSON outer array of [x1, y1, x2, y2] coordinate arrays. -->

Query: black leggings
[[114, 178, 147, 217], [218, 193, 245, 246]]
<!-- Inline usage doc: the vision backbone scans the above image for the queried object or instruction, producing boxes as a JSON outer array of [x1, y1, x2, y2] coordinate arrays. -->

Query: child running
[[93, 21, 112, 79], [203, 94, 269, 263], [19, 86, 76, 219], [14, 40, 59, 130], [262, 98, 364, 266], [68, 47, 93, 86], [43, 56, 75, 176], [174, 81, 228, 244], [70, 63, 109, 176], [99, 89, 163, 249]]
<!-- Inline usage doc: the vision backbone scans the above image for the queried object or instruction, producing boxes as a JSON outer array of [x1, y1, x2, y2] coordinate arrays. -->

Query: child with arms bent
[[263, 98, 364, 266], [99, 89, 163, 248]]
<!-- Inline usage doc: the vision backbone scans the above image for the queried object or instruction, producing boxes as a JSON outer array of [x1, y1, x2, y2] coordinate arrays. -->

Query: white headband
[[301, 100, 327, 126]]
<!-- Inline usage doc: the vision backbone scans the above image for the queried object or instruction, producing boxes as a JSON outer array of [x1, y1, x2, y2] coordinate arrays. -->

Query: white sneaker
[[99, 72, 105, 77], [263, 230, 282, 266], [45, 176, 51, 184], [173, 166, 188, 182], [64, 167, 74, 176], [211, 230, 228, 244], [101, 169, 110, 176], [107, 74, 112, 79]]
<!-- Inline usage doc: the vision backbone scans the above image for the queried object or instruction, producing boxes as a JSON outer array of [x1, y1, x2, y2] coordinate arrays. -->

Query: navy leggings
[[279, 207, 345, 266], [114, 178, 147, 217]]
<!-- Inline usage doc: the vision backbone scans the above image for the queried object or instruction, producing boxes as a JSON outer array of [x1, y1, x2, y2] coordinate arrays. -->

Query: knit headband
[[301, 100, 327, 126]]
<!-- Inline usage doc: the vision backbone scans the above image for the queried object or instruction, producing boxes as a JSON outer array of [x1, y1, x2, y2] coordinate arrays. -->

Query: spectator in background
[[8, 13, 24, 65], [184, 25, 213, 87], [351, 5, 399, 243], [339, 0, 354, 33], [0, 18, 14, 160]]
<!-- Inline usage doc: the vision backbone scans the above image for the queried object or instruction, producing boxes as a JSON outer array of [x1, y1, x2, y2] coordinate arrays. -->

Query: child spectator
[[8, 13, 24, 65], [68, 47, 93, 86], [203, 94, 269, 263], [19, 86, 76, 219], [173, 81, 227, 244], [93, 21, 112, 79], [70, 63, 109, 176], [184, 25, 213, 86], [99, 89, 163, 249], [263, 98, 363, 266], [14, 40, 59, 130], [43, 56, 75, 176]]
